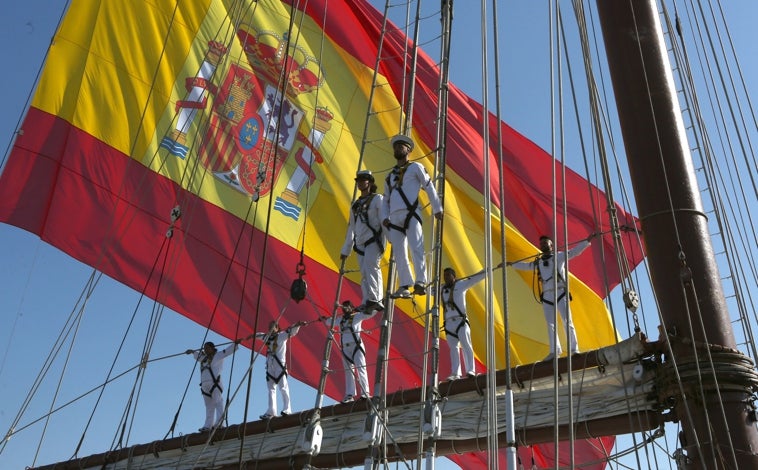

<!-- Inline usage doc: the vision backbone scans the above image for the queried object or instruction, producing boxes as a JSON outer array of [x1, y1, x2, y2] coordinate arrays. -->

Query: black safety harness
[[384, 164, 422, 234], [443, 282, 469, 339], [535, 254, 572, 305], [265, 332, 289, 384], [199, 352, 223, 397], [340, 314, 365, 365], [351, 193, 384, 256]]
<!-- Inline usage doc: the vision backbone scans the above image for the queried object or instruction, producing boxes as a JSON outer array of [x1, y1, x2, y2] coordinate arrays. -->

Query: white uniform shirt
[[340, 193, 385, 256], [382, 162, 442, 219], [192, 343, 238, 386], [441, 271, 486, 322], [512, 240, 590, 293]]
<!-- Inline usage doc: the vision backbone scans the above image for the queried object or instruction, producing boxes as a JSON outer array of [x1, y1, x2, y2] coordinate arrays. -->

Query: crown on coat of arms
[[237, 26, 323, 97], [206, 40, 228, 66]]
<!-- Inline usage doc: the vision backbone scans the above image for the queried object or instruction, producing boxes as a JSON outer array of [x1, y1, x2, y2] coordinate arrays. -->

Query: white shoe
[[341, 395, 354, 403], [466, 371, 476, 378], [390, 287, 412, 299], [446, 375, 460, 381]]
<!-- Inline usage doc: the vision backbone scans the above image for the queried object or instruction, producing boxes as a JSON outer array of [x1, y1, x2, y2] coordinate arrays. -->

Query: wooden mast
[[595, 1, 758, 467]]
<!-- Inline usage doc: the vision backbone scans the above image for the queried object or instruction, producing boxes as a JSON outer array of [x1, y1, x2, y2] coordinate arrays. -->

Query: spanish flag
[[0, 0, 643, 467]]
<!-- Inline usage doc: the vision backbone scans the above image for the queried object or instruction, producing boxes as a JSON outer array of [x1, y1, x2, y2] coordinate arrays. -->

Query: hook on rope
[[290, 262, 307, 303]]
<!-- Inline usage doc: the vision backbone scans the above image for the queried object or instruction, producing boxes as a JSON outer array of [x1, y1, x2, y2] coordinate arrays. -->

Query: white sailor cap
[[390, 134, 415, 150], [354, 170, 374, 181]]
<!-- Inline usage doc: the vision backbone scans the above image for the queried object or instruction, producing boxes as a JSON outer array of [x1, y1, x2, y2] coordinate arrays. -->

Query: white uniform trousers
[[446, 317, 475, 376], [386, 212, 426, 288], [265, 375, 291, 416], [342, 341, 369, 397], [542, 289, 579, 355], [201, 383, 225, 428], [357, 241, 384, 303]]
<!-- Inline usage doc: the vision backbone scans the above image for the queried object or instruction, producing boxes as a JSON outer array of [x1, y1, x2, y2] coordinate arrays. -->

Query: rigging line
[[690, 0, 758, 177], [677, 272, 739, 468], [490, 6, 520, 463], [113, 239, 178, 451], [662, 5, 758, 361], [239, 2, 306, 461], [564, 5, 655, 463], [473, 0, 499, 467], [670, 4, 758, 281], [682, 0, 756, 392], [712, 0, 758, 144], [0, 269, 96, 457], [0, 1, 69, 171], [31, 290, 86, 468], [2, 348, 189, 442], [554, 3, 580, 466], [217, 2, 272, 433], [188, 339, 270, 470], [624, 0, 690, 252], [674, 3, 758, 239], [568, 0, 638, 302]]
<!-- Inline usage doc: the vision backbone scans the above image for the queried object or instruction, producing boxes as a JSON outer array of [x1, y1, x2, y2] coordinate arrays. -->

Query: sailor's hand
[[296, 320, 308, 327], [587, 232, 597, 242], [340, 254, 347, 261], [382, 218, 390, 227], [505, 261, 513, 267], [185, 349, 194, 355], [434, 211, 443, 221], [234, 338, 243, 345]]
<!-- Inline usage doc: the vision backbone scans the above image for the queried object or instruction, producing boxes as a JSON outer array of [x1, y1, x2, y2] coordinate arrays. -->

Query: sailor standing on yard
[[441, 267, 490, 380], [322, 300, 380, 402], [186, 337, 249, 432], [256, 320, 306, 419], [382, 134, 443, 299], [508, 233, 595, 360], [340, 170, 385, 312]]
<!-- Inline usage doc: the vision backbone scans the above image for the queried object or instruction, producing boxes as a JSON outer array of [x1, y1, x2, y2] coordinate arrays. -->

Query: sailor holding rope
[[382, 134, 443, 299], [186, 336, 250, 432], [507, 233, 595, 360], [256, 320, 306, 419], [322, 300, 379, 402], [441, 267, 489, 380]]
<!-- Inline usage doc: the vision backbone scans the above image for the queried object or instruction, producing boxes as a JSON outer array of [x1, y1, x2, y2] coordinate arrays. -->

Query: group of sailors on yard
[[186, 134, 596, 432]]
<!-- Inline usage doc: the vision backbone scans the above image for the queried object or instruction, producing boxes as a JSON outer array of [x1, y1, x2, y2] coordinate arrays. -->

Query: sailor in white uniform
[[382, 134, 443, 299], [441, 267, 488, 379], [255, 320, 305, 419], [323, 300, 380, 402], [340, 170, 386, 311], [508, 233, 594, 360], [186, 338, 245, 432]]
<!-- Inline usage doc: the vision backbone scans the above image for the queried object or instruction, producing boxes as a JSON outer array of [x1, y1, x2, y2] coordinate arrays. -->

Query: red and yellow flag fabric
[[0, 0, 643, 467]]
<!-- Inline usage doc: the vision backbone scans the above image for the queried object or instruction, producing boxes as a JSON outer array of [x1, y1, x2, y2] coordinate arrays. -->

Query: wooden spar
[[595, 1, 758, 468], [31, 336, 680, 470]]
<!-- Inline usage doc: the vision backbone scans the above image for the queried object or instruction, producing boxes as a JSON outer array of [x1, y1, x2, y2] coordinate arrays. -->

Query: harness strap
[[340, 316, 365, 364], [385, 164, 423, 234], [540, 291, 570, 306], [351, 194, 385, 254], [200, 357, 223, 396], [266, 352, 288, 384], [443, 283, 469, 339]]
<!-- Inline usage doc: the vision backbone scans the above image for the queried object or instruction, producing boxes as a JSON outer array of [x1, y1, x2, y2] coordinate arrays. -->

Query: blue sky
[[1, 1, 757, 469]]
